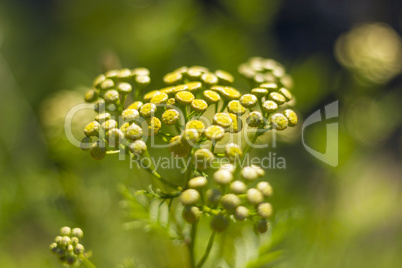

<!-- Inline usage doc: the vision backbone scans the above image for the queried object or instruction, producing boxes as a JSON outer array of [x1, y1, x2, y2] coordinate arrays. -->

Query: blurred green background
[[0, 0, 401, 267]]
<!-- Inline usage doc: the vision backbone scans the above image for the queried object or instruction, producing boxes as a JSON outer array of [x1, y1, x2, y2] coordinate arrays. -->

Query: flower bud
[[239, 94, 258, 108], [205, 125, 225, 141], [106, 128, 124, 148], [268, 92, 286, 105], [180, 189, 200, 206], [241, 165, 263, 181], [203, 90, 221, 104], [186, 81, 203, 92], [124, 123, 143, 140], [220, 163, 235, 173], [262, 100, 278, 113], [270, 113, 288, 130], [146, 117, 162, 136], [255, 219, 268, 233], [134, 75, 151, 87], [175, 91, 195, 105], [84, 89, 99, 103], [70, 237, 79, 245], [213, 113, 232, 128], [122, 109, 140, 122], [80, 137, 93, 151], [186, 120, 205, 134], [191, 99, 208, 113], [234, 206, 249, 221], [224, 143, 243, 162], [283, 109, 298, 127], [257, 203, 273, 218], [246, 188, 264, 205], [183, 128, 200, 144], [206, 188, 222, 204], [100, 79, 114, 91], [50, 242, 58, 253], [278, 87, 292, 101], [256, 182, 273, 197], [71, 228, 83, 238], [90, 141, 106, 160], [246, 111, 263, 128], [93, 74, 106, 89], [117, 82, 132, 95], [73, 243, 84, 255], [228, 113, 242, 133], [84, 121, 100, 137], [215, 70, 234, 85], [127, 101, 143, 110], [102, 119, 118, 131], [221, 194, 241, 210], [104, 90, 120, 104], [251, 87, 269, 99], [95, 112, 111, 123], [211, 86, 241, 100], [60, 226, 71, 236], [163, 72, 183, 85], [227, 100, 245, 115], [194, 149, 214, 170], [162, 109, 180, 125], [127, 140, 147, 157], [140, 103, 157, 117], [201, 73, 219, 87], [260, 82, 278, 92], [61, 236, 71, 247], [132, 67, 150, 76], [182, 206, 201, 224], [188, 176, 208, 189], [210, 215, 229, 232], [230, 180, 246, 194], [213, 169, 233, 185], [150, 92, 169, 105]]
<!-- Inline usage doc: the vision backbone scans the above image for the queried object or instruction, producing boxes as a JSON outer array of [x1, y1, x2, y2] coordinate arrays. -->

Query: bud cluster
[[78, 58, 299, 234], [49, 226, 86, 266]]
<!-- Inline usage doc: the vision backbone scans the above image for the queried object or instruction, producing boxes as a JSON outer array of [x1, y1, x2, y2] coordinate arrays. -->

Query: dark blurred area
[[0, 0, 401, 267]]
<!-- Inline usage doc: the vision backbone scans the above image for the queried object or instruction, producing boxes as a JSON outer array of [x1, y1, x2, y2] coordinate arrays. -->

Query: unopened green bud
[[221, 194, 241, 210], [224, 143, 243, 162], [105, 69, 120, 80], [180, 189, 200, 206], [61, 236, 71, 247], [278, 88, 292, 101], [206, 188, 221, 204], [80, 137, 93, 151], [257, 203, 273, 218], [220, 163, 235, 173], [283, 109, 298, 127], [66, 253, 77, 265], [106, 128, 124, 147], [102, 119, 118, 131], [234, 206, 249, 221], [100, 79, 114, 91], [270, 113, 288, 130], [93, 74, 106, 90], [134, 75, 151, 87], [55, 236, 63, 245], [210, 215, 229, 232], [117, 68, 134, 82], [84, 89, 99, 103], [260, 82, 278, 92], [132, 67, 150, 76], [213, 169, 233, 185], [256, 182, 273, 197], [230, 180, 246, 194], [70, 237, 79, 246], [255, 219, 268, 233], [241, 165, 264, 181], [182, 206, 201, 224], [188, 176, 208, 189], [246, 111, 263, 128], [246, 188, 264, 205], [50, 242, 58, 253], [90, 141, 106, 160]]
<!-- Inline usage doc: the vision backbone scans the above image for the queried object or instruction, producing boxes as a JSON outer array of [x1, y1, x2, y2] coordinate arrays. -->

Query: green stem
[[143, 166, 180, 190], [189, 222, 198, 268], [79, 255, 96, 268], [241, 130, 260, 161], [196, 231, 216, 268]]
